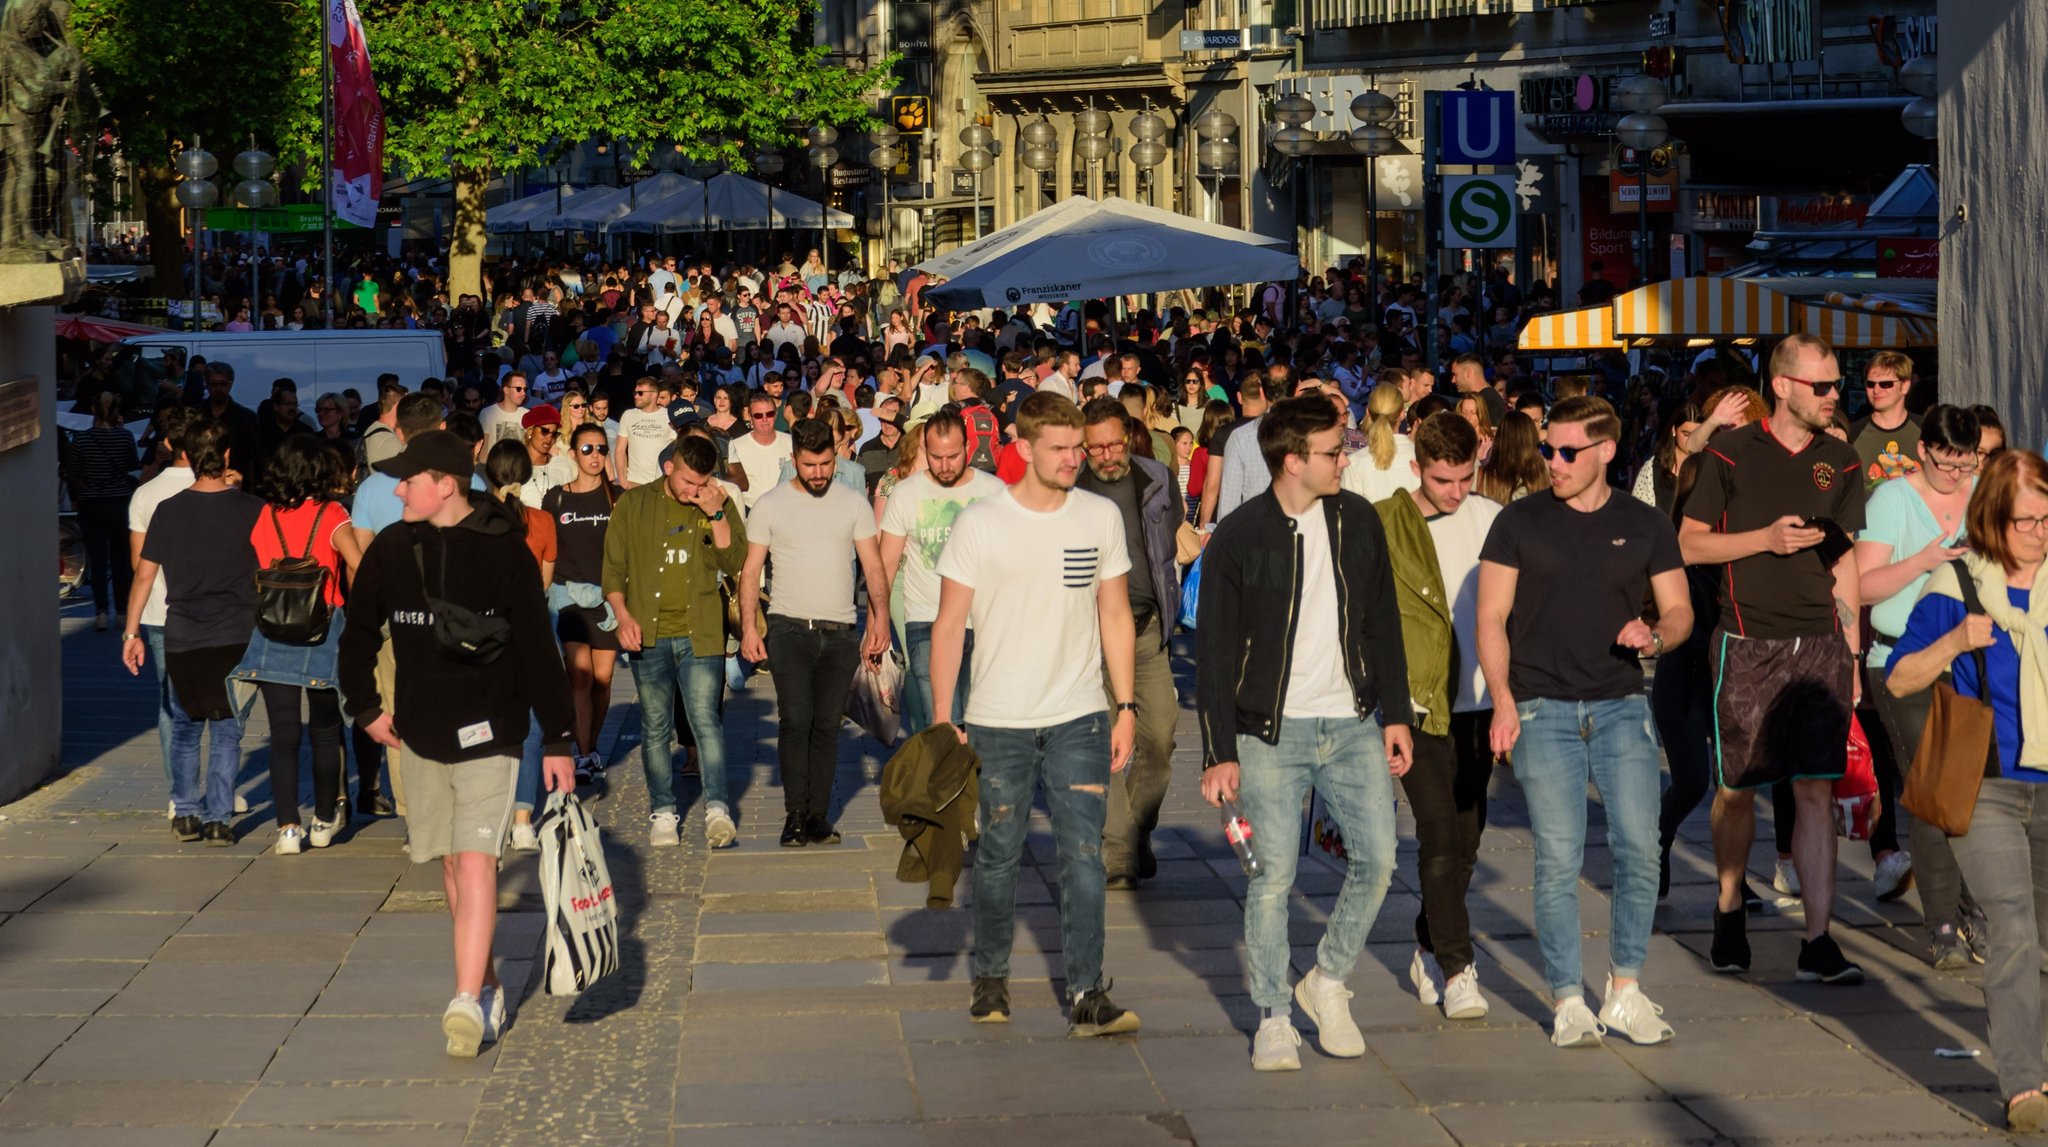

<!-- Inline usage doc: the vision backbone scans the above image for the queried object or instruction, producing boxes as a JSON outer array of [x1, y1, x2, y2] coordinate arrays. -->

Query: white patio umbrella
[[545, 172, 700, 232], [484, 185, 584, 234], [914, 195, 1298, 310], [610, 172, 854, 233]]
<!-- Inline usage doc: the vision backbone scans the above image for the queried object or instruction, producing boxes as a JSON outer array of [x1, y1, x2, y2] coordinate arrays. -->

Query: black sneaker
[[1710, 907, 1750, 973], [368, 794, 396, 817], [1741, 880, 1764, 913], [1657, 844, 1671, 901], [970, 977, 1010, 1023], [1068, 983, 1141, 1038], [1137, 838, 1158, 880], [1797, 932, 1866, 984], [779, 814, 808, 848], [803, 816, 842, 846], [201, 821, 233, 847], [171, 814, 202, 842]]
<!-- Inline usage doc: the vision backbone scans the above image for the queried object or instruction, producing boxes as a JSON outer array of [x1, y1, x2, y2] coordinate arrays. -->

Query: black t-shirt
[[1092, 470, 1158, 613], [543, 482, 616, 587], [994, 380, 1031, 427], [141, 487, 264, 652], [1479, 487, 1684, 700], [1679, 422, 1866, 639]]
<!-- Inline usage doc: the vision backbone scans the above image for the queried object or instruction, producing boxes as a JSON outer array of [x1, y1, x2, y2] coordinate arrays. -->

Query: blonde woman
[[1341, 383, 1419, 502]]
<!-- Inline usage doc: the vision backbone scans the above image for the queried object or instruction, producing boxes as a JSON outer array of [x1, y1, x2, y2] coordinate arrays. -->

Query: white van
[[108, 330, 448, 409]]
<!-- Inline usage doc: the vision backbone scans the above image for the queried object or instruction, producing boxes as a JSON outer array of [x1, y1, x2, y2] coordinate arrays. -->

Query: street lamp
[[1349, 88, 1396, 298], [868, 126, 902, 268], [807, 126, 839, 278], [1195, 107, 1239, 226], [1073, 104, 1113, 199], [754, 148, 786, 257], [1615, 100, 1669, 285], [232, 143, 278, 319], [173, 141, 219, 330], [959, 122, 993, 243], [1271, 94, 1317, 287], [1900, 54, 1937, 140], [1128, 106, 1168, 208]]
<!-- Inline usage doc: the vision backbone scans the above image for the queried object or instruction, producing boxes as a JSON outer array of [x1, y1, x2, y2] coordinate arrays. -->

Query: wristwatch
[[1114, 701, 1138, 713], [1649, 631, 1666, 656], [707, 509, 725, 522], [121, 633, 140, 643]]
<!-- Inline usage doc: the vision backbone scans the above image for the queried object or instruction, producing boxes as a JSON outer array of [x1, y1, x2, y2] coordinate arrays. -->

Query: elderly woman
[[1887, 449, 2048, 1132]]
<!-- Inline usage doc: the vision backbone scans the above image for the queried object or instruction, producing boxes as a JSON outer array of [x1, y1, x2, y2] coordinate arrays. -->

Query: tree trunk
[[140, 167, 184, 305], [449, 163, 489, 302]]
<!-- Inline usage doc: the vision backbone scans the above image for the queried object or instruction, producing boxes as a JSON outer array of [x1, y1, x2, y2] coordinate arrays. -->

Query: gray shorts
[[398, 746, 518, 863]]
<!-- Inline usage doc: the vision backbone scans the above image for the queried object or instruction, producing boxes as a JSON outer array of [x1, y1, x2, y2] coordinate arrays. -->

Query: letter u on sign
[[1440, 91, 1515, 166]]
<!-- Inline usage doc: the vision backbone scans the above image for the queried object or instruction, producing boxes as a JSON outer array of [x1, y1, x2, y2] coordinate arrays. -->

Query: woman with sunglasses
[[1176, 372, 1214, 433], [543, 424, 622, 786]]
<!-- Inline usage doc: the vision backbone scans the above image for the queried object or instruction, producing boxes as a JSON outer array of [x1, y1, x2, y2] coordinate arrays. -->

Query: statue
[[0, 0, 81, 259]]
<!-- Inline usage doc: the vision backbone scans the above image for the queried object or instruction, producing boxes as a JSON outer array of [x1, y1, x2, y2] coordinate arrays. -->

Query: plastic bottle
[[1221, 798, 1262, 878]]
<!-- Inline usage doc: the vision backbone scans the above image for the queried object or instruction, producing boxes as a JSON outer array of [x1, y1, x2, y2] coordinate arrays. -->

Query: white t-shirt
[[1036, 374, 1079, 403], [1283, 506, 1356, 718], [617, 407, 674, 486], [727, 431, 791, 510], [1340, 436, 1419, 504], [879, 469, 1005, 623], [748, 481, 876, 624], [1426, 493, 1503, 713], [129, 465, 195, 627], [936, 488, 1131, 729], [481, 402, 526, 447]]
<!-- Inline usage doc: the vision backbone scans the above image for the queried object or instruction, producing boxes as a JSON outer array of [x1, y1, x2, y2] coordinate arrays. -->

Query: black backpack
[[254, 503, 334, 646]]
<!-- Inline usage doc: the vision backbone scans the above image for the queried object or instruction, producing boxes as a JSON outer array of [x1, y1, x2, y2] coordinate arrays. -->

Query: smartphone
[[1800, 515, 1855, 564]]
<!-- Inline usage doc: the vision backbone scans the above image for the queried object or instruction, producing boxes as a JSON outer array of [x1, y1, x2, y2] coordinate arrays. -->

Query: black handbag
[[253, 503, 333, 646], [413, 535, 511, 665]]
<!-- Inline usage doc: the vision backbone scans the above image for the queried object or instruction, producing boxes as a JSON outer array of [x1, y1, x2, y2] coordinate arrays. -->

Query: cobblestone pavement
[[0, 599, 2026, 1144]]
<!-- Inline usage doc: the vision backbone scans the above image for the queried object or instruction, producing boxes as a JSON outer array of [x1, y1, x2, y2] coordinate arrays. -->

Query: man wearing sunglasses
[[1848, 351, 1921, 487], [481, 373, 529, 447], [1678, 333, 1868, 987], [1477, 395, 1692, 1048]]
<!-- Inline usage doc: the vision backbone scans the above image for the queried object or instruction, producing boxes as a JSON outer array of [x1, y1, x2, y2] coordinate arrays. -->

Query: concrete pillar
[[0, 305, 61, 803], [1054, 113, 1075, 208], [1114, 110, 1137, 203], [995, 114, 1019, 230]]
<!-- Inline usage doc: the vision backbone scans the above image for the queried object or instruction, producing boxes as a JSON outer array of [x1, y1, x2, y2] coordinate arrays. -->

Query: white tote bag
[[536, 791, 621, 995]]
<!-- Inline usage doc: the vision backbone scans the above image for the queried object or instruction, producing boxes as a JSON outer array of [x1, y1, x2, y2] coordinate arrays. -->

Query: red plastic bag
[[1833, 714, 1880, 840]]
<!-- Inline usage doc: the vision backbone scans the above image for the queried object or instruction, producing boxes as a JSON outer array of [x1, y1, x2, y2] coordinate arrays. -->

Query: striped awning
[[1517, 304, 1624, 351], [1611, 277, 1796, 341], [1798, 302, 1938, 348]]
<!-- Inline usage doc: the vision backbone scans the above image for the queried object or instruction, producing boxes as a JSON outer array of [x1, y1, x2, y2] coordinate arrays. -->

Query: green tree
[[362, 0, 892, 300], [71, 0, 319, 289]]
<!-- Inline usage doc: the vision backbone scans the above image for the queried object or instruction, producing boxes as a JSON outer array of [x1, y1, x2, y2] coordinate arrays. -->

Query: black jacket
[[1194, 488, 1413, 767], [338, 490, 576, 762]]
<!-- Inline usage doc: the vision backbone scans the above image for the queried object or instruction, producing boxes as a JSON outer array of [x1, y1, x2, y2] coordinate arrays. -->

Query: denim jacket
[[227, 608, 351, 732], [547, 581, 618, 630]]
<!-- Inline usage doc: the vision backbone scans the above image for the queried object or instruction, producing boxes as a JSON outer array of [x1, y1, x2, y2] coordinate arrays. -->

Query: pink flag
[[327, 0, 385, 228]]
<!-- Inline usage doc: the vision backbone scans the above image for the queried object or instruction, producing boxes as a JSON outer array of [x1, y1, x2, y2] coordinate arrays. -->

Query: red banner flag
[[327, 0, 385, 228]]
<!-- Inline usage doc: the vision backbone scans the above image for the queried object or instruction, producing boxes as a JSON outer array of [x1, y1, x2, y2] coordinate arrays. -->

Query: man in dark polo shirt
[[1678, 332, 1867, 986]]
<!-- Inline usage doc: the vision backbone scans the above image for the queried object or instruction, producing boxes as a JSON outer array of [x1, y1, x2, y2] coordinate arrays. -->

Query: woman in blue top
[[1888, 450, 2048, 1131], [1855, 405, 1981, 967]]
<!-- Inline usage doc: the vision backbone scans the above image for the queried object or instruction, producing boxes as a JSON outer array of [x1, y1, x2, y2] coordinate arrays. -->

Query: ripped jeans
[[968, 712, 1110, 999]]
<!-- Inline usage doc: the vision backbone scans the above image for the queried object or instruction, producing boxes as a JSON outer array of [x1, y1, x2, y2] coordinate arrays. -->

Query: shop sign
[[1179, 28, 1248, 51], [1582, 178, 1641, 285], [1519, 73, 1624, 139], [1609, 170, 1678, 214], [1724, 0, 1819, 65], [1879, 238, 1938, 278], [1760, 193, 1872, 230], [1440, 91, 1515, 166], [1688, 191, 1760, 232], [894, 2, 933, 57], [830, 164, 870, 189], [1870, 14, 1937, 67]]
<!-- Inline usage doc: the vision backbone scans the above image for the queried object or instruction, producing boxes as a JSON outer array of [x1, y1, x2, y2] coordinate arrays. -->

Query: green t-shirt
[[355, 279, 380, 316], [1851, 413, 1921, 487], [653, 496, 698, 639]]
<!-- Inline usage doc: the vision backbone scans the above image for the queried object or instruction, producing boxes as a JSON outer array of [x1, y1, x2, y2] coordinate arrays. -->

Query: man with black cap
[[339, 429, 576, 1061]]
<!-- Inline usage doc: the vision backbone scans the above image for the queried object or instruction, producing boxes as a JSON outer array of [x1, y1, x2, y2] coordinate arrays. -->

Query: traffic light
[[892, 96, 929, 136]]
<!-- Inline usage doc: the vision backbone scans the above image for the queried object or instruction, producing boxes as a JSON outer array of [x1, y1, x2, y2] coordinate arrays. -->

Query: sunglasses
[[1784, 375, 1842, 397], [750, 411, 776, 420], [1866, 377, 1900, 390], [1538, 441, 1608, 463], [576, 442, 610, 456], [534, 426, 559, 437]]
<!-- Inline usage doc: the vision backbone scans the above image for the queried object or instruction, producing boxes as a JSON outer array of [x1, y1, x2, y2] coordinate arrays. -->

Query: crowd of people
[[89, 246, 2048, 1128]]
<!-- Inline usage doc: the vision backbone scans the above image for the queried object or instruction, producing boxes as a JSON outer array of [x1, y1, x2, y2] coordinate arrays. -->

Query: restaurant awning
[[1798, 302, 1937, 348], [1517, 304, 1624, 351], [1612, 276, 1796, 342]]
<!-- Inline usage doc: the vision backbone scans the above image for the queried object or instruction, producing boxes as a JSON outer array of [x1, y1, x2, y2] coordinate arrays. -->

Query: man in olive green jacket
[[603, 435, 749, 849], [1370, 411, 1502, 1021]]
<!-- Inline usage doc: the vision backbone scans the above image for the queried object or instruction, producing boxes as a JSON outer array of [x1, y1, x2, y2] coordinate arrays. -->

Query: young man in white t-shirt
[[479, 372, 529, 447], [879, 410, 1004, 735], [726, 393, 792, 512], [1369, 411, 1503, 1024], [929, 392, 1141, 1038], [614, 376, 672, 489], [1196, 396, 1415, 1072], [129, 406, 198, 800]]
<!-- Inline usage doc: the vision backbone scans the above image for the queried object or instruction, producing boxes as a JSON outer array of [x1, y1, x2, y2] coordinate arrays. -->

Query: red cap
[[522, 404, 561, 430]]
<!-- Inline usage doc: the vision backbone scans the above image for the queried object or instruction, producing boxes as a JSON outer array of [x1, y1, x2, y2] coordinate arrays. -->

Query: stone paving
[[0, 598, 2028, 1144]]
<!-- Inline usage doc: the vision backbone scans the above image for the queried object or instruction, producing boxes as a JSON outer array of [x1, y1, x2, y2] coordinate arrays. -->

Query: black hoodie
[[339, 490, 575, 763]]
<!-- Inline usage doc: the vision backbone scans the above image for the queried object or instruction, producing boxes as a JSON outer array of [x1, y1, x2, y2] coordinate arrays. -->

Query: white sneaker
[[509, 822, 540, 853], [705, 803, 737, 849], [167, 800, 175, 820], [233, 793, 249, 815], [1597, 976, 1673, 1045], [1442, 966, 1489, 1020], [1550, 995, 1606, 1048], [1773, 858, 1802, 898], [649, 810, 681, 847], [1873, 851, 1915, 902], [309, 801, 345, 849], [1250, 1015, 1302, 1071], [480, 983, 508, 1044], [1291, 967, 1365, 1058], [1408, 947, 1443, 1007], [443, 994, 486, 1058], [275, 825, 305, 855]]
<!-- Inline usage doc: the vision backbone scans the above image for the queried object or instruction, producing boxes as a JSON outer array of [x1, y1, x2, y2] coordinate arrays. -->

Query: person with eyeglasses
[[481, 372, 530, 447], [1477, 394, 1692, 1047], [728, 395, 791, 513], [1849, 350, 1922, 486], [615, 376, 673, 490], [1677, 333, 1868, 986], [544, 424, 624, 787], [1855, 404, 1984, 966]]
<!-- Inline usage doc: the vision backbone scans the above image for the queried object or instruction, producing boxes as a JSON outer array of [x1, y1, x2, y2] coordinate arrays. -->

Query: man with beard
[[739, 418, 892, 848], [880, 410, 1005, 735], [1075, 399, 1183, 890]]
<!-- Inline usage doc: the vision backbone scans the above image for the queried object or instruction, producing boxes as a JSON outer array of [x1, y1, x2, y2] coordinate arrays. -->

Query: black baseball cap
[[375, 429, 473, 480]]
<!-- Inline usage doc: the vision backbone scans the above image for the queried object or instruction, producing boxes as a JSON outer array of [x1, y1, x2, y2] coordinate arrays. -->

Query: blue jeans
[[167, 684, 241, 822], [1236, 717, 1398, 1009], [970, 712, 1110, 998], [143, 625, 174, 790], [1512, 695, 1662, 998], [902, 621, 971, 735], [630, 636, 728, 816], [515, 717, 544, 814]]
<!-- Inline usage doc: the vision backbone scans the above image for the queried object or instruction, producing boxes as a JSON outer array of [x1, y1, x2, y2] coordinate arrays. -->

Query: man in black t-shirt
[[1679, 333, 1867, 986], [1477, 396, 1691, 1049]]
